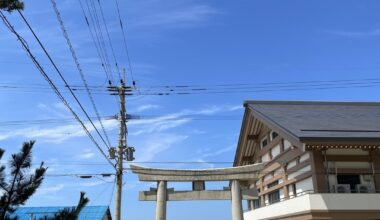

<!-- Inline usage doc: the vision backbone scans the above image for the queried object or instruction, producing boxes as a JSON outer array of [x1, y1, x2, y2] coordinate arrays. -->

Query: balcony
[[244, 192, 380, 220]]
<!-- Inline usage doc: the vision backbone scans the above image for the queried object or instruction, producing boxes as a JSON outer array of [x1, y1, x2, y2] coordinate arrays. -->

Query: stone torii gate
[[130, 163, 264, 220]]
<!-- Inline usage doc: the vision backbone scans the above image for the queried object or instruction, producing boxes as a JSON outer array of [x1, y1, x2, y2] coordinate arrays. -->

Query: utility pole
[[108, 74, 135, 220]]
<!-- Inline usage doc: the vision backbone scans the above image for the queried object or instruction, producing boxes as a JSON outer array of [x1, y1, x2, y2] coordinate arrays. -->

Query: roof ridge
[[244, 100, 380, 106]]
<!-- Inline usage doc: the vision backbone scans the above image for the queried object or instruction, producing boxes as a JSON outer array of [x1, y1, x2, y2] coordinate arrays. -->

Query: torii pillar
[[131, 163, 264, 220], [156, 180, 167, 220]]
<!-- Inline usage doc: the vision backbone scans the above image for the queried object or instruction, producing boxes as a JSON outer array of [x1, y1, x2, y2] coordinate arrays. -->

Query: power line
[[51, 0, 112, 148], [0, 11, 115, 169], [46, 173, 115, 177], [0, 115, 243, 126], [114, 0, 137, 89], [0, 115, 116, 126], [1, 78, 380, 95], [16, 9, 112, 152], [90, 179, 116, 205], [78, 0, 114, 83], [96, 0, 122, 80]]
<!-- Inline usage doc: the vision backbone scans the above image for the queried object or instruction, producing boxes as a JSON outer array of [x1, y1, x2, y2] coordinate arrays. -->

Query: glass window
[[337, 174, 360, 192], [253, 199, 261, 209], [267, 180, 279, 189], [268, 190, 280, 204], [271, 131, 278, 140], [261, 137, 268, 148]]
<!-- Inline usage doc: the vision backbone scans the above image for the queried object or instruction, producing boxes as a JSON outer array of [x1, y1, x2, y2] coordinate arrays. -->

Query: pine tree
[[0, 140, 47, 220], [0, 0, 24, 12], [49, 192, 90, 220]]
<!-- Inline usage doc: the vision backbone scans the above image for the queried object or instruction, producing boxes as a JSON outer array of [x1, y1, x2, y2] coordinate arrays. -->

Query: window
[[270, 131, 278, 140], [337, 174, 360, 192], [292, 184, 297, 197], [268, 190, 280, 204], [253, 199, 261, 209], [261, 137, 268, 148], [267, 180, 278, 189]]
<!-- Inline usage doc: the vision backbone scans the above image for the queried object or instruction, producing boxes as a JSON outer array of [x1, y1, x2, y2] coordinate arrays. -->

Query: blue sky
[[1, 0, 380, 219]]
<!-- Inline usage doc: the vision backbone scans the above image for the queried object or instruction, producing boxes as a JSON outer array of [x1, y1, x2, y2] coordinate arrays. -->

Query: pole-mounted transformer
[[125, 146, 135, 161]]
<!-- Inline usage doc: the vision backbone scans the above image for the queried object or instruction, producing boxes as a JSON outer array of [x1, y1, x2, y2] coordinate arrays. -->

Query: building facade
[[234, 101, 380, 220]]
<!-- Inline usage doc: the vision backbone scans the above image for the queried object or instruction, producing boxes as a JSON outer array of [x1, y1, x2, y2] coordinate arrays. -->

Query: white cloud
[[75, 148, 97, 160], [38, 184, 65, 195], [228, 105, 243, 111], [136, 134, 188, 161], [0, 118, 118, 143], [202, 144, 235, 158], [133, 5, 220, 28], [129, 105, 237, 136], [80, 180, 107, 187], [136, 104, 161, 112]]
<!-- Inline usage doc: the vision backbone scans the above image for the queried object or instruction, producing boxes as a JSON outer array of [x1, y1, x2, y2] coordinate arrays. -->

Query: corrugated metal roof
[[245, 100, 380, 141], [9, 206, 111, 220]]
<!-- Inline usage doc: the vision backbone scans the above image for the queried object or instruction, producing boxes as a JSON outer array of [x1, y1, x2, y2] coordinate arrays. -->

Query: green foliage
[[0, 141, 47, 220], [0, 0, 24, 12], [41, 192, 90, 220]]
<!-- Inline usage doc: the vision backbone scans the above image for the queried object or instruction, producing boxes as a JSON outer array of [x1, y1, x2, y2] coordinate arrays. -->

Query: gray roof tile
[[246, 100, 380, 141]]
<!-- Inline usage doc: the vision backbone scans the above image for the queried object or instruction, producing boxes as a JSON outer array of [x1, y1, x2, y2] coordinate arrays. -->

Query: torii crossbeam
[[131, 163, 264, 220]]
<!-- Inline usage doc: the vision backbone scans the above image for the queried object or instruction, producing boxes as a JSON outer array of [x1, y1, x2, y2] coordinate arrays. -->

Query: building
[[8, 206, 112, 220], [234, 100, 380, 220]]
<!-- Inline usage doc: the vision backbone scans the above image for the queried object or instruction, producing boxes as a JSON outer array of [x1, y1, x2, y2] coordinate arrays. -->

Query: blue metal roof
[[9, 206, 111, 220]]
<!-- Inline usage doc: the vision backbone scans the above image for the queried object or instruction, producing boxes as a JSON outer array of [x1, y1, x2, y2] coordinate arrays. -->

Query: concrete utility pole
[[115, 80, 126, 220], [108, 75, 135, 220]]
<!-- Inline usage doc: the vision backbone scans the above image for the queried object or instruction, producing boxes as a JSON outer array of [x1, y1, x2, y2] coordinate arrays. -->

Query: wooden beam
[[325, 155, 371, 162]]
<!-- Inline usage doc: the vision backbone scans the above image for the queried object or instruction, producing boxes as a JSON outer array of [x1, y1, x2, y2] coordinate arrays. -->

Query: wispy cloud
[[136, 104, 161, 112], [132, 4, 220, 28], [228, 105, 243, 111], [326, 29, 380, 37], [37, 184, 65, 195], [202, 144, 235, 158], [136, 134, 188, 161], [0, 119, 118, 143], [76, 149, 95, 160]]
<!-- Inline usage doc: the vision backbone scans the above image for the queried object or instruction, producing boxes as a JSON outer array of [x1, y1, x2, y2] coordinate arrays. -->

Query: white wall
[[299, 153, 310, 163], [287, 159, 297, 169], [244, 194, 380, 220], [295, 177, 313, 195], [284, 140, 292, 150], [272, 144, 281, 158], [288, 165, 311, 180], [261, 153, 270, 162]]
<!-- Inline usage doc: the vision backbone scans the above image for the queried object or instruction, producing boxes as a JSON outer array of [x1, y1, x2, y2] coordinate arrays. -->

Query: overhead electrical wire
[[1, 78, 380, 95], [96, 0, 122, 80], [86, 0, 112, 76], [90, 180, 116, 205], [0, 11, 115, 169], [16, 10, 112, 152], [51, 0, 112, 148], [0, 115, 241, 127], [0, 116, 115, 126], [78, 0, 114, 83], [114, 0, 137, 90]]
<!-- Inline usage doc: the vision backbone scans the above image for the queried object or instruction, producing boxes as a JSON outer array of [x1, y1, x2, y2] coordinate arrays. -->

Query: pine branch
[[0, 141, 46, 219], [0, 0, 24, 12]]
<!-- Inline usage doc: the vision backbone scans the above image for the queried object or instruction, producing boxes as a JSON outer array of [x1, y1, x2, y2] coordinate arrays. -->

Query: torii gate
[[130, 163, 264, 220]]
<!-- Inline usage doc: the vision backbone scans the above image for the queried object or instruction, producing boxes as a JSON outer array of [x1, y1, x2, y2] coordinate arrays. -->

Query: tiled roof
[[9, 206, 111, 220], [245, 100, 380, 141]]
